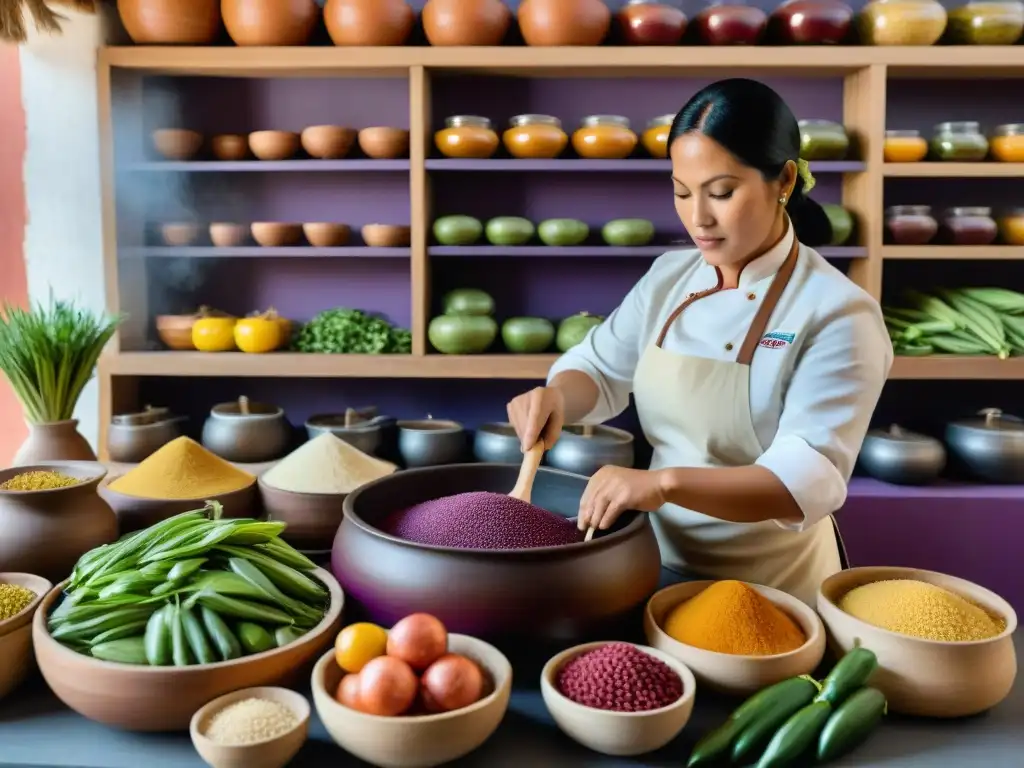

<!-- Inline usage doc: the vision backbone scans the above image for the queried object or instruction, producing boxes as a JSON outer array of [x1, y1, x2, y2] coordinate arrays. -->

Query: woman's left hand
[[578, 466, 667, 532]]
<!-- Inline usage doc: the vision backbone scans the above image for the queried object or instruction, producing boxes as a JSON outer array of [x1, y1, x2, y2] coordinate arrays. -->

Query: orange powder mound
[[662, 580, 807, 656], [108, 436, 254, 500]]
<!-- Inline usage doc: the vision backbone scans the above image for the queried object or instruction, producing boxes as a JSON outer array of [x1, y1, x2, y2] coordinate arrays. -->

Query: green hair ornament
[[796, 158, 816, 195]]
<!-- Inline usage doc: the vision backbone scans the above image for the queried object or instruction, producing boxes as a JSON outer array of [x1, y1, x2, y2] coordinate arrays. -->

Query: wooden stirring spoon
[[509, 442, 545, 504]]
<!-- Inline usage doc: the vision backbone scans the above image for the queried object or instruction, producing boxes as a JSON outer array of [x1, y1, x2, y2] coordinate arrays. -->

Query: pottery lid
[[562, 424, 634, 443], [951, 408, 1024, 433], [398, 416, 463, 432], [211, 397, 283, 419], [866, 424, 938, 443], [112, 405, 171, 426]]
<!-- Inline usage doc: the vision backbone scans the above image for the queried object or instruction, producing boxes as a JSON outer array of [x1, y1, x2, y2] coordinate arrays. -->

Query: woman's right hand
[[507, 386, 566, 452]]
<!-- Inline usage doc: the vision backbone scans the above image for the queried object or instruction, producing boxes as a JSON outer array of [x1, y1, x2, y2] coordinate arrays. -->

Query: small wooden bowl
[[191, 686, 310, 768], [358, 127, 410, 159], [818, 566, 1018, 718], [541, 642, 696, 757], [152, 129, 203, 161], [248, 130, 300, 161], [0, 573, 53, 702], [258, 477, 345, 551], [303, 223, 351, 248], [209, 223, 250, 248], [644, 580, 826, 695], [252, 222, 303, 247], [98, 475, 258, 534], [210, 134, 250, 161], [301, 125, 356, 160], [0, 573, 52, 638], [160, 222, 201, 247], [361, 224, 411, 247], [156, 314, 199, 350]]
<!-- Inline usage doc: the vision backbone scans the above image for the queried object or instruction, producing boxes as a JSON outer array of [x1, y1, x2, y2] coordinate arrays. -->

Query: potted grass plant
[[0, 298, 122, 464]]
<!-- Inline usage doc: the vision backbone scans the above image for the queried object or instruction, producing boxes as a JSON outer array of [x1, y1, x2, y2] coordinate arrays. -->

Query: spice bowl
[[209, 223, 250, 248], [358, 127, 410, 159], [300, 125, 356, 160], [311, 633, 512, 768], [644, 580, 826, 696], [0, 573, 53, 701], [98, 475, 257, 533], [472, 422, 523, 463], [540, 641, 696, 757], [160, 222, 202, 247], [817, 566, 1018, 718], [397, 418, 466, 467], [361, 224, 411, 248], [152, 128, 203, 161], [302, 223, 351, 248], [248, 130, 300, 161], [257, 476, 346, 551], [210, 134, 249, 161], [190, 686, 310, 768], [251, 222, 303, 248], [156, 313, 199, 350]]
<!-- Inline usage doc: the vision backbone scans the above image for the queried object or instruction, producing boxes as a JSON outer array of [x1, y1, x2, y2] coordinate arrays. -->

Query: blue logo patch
[[760, 331, 795, 349]]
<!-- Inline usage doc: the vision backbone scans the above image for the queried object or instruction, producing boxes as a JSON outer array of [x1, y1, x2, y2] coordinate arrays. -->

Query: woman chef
[[507, 79, 892, 606]]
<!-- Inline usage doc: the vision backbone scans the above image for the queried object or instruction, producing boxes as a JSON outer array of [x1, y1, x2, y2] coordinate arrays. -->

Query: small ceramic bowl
[[98, 476, 258, 533], [209, 223, 250, 247], [397, 419, 466, 467], [257, 476, 346, 551], [156, 314, 198, 350], [362, 224, 411, 248], [818, 566, 1018, 718], [210, 134, 250, 161], [160, 222, 202, 247], [358, 127, 410, 159], [0, 573, 53, 701], [311, 634, 512, 768], [0, 572, 52, 638], [540, 641, 696, 757], [252, 222, 303, 247], [472, 423, 522, 464], [303, 223, 351, 248], [152, 128, 203, 161], [300, 125, 356, 160], [248, 130, 300, 161], [190, 686, 310, 768], [644, 580, 826, 695]]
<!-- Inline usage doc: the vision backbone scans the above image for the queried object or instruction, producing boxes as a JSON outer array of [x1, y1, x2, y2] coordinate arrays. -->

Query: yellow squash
[[234, 312, 283, 354], [192, 317, 237, 352]]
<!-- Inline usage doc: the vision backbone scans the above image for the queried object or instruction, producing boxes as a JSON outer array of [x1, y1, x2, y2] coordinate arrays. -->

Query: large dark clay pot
[[333, 464, 661, 642]]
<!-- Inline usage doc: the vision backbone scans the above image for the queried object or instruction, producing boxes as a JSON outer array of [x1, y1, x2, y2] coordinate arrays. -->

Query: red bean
[[556, 643, 683, 712]]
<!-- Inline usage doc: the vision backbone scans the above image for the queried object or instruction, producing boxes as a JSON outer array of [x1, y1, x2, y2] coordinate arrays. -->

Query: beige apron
[[632, 239, 842, 606]]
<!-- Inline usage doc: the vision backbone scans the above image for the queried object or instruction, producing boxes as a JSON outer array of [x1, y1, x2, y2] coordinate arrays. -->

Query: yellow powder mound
[[260, 433, 397, 495], [109, 436, 254, 499], [839, 579, 1006, 642], [663, 580, 806, 656]]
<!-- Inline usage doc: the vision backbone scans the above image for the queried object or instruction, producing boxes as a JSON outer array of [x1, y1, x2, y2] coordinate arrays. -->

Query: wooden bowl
[[34, 571, 343, 731], [311, 634, 511, 768], [210, 134, 250, 161], [361, 224, 411, 248], [0, 573, 53, 702], [644, 580, 826, 696], [818, 566, 1018, 718], [210, 223, 250, 247], [303, 223, 351, 248], [155, 314, 198, 350], [300, 125, 356, 160], [540, 642, 696, 757], [252, 222, 303, 247], [191, 686, 310, 768], [152, 129, 203, 161], [358, 127, 410, 159], [160, 222, 201, 247], [258, 477, 345, 551], [248, 131, 300, 161], [97, 475, 258, 534], [0, 573, 52, 638]]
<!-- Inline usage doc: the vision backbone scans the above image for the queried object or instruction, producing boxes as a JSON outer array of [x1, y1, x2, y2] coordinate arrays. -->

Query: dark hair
[[668, 78, 833, 248]]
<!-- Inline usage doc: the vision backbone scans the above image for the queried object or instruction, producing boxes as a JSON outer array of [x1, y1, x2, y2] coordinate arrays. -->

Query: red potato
[[386, 613, 448, 672], [420, 653, 487, 713], [335, 672, 363, 711], [358, 655, 419, 716]]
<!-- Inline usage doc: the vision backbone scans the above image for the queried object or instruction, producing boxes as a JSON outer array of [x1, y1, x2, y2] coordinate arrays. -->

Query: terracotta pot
[[518, 0, 611, 46], [422, 0, 512, 46], [13, 420, 96, 465], [324, 0, 415, 46], [222, 0, 320, 46], [0, 464, 117, 582], [117, 0, 222, 44]]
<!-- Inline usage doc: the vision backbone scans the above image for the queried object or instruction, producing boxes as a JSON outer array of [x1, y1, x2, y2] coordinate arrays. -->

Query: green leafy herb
[[291, 307, 411, 354]]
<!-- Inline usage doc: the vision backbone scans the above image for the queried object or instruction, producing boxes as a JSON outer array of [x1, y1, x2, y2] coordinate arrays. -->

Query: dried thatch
[[0, 0, 97, 43]]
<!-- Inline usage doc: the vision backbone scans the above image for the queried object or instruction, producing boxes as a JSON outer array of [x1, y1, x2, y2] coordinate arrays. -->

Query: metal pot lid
[[950, 408, 1024, 433], [865, 424, 939, 443]]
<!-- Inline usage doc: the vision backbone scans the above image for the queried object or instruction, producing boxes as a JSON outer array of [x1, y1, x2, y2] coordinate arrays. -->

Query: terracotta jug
[[0, 464, 117, 582], [222, 0, 320, 46], [518, 0, 612, 46], [324, 0, 415, 46], [13, 420, 97, 466], [117, 0, 222, 44], [422, 0, 512, 46]]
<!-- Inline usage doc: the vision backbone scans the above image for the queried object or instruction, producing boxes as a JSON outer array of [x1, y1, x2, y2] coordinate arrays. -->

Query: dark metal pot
[[858, 424, 946, 485], [946, 408, 1024, 484], [333, 464, 661, 642], [546, 424, 635, 476]]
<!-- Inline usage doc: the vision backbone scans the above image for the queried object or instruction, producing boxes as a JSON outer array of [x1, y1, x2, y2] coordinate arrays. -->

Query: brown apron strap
[[655, 284, 721, 348], [735, 238, 800, 366]]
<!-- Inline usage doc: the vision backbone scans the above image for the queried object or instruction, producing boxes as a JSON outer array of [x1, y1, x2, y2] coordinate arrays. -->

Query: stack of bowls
[[0, 573, 53, 700]]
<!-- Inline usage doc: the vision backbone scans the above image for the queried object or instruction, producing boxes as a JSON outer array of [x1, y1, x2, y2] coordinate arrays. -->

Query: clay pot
[[13, 420, 96, 465], [324, 0, 415, 46], [222, 0, 320, 46], [518, 0, 611, 46], [0, 463, 117, 582], [117, 0, 222, 44], [422, 0, 512, 46]]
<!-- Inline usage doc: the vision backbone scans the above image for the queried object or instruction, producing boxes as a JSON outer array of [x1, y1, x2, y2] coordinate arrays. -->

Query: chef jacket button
[[725, 342, 734, 351], [747, 292, 756, 300]]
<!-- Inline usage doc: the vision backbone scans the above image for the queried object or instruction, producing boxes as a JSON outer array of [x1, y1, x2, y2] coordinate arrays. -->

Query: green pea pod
[[90, 619, 151, 646], [275, 626, 304, 648], [166, 557, 207, 581], [236, 622, 275, 655], [50, 606, 157, 642], [91, 636, 148, 665], [200, 606, 242, 661], [755, 701, 833, 768], [217, 545, 327, 602], [170, 605, 193, 666], [817, 687, 887, 762], [257, 539, 318, 571], [180, 606, 217, 665], [227, 557, 321, 623], [190, 590, 295, 625], [144, 605, 173, 666]]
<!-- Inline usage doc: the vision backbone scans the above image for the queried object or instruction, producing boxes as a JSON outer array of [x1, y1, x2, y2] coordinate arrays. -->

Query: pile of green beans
[[48, 502, 330, 666]]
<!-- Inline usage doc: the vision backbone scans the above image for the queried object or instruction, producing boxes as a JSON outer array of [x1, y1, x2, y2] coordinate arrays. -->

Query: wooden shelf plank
[[890, 355, 1024, 380], [883, 246, 1024, 260], [884, 163, 1024, 178], [121, 247, 410, 258], [127, 160, 409, 172], [428, 245, 867, 258], [426, 159, 865, 173]]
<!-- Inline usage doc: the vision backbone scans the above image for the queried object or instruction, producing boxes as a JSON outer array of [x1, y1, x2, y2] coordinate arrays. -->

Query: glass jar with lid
[[434, 115, 499, 159], [990, 124, 1024, 162], [884, 130, 929, 162], [770, 0, 855, 45], [616, 0, 688, 45], [502, 115, 568, 159], [941, 207, 998, 246], [694, 1, 768, 45], [571, 115, 638, 160], [885, 205, 938, 245], [930, 122, 989, 161], [858, 0, 948, 45], [798, 119, 850, 160], [641, 114, 674, 159], [946, 1, 1024, 44], [998, 208, 1024, 245]]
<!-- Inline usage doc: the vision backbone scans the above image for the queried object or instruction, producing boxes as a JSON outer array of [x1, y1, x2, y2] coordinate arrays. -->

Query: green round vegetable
[[601, 218, 655, 247], [502, 317, 555, 353], [556, 312, 603, 352], [433, 215, 483, 246], [538, 218, 589, 247], [442, 288, 495, 317], [429, 315, 498, 354], [485, 216, 535, 245], [821, 203, 854, 246]]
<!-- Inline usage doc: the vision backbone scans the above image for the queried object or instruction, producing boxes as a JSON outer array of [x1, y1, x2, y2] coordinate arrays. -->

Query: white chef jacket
[[547, 226, 893, 530]]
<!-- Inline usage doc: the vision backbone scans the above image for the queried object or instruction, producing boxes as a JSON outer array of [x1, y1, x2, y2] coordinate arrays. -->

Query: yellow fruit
[[192, 317, 236, 352], [234, 315, 283, 354], [335, 622, 388, 673]]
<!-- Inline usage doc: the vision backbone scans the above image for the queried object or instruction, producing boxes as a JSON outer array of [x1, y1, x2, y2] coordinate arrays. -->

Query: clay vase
[[518, 0, 612, 46], [0, 464, 117, 583], [324, 0, 415, 46], [221, 0, 320, 46], [117, 0, 223, 44], [422, 0, 512, 46], [13, 420, 97, 466]]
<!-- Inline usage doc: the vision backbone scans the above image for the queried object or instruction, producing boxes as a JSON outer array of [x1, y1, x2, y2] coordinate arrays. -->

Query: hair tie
[[796, 158, 816, 195]]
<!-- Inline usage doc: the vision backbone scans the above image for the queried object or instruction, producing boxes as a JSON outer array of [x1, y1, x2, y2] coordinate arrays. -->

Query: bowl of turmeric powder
[[818, 566, 1017, 718], [643, 580, 826, 696], [0, 572, 53, 701]]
